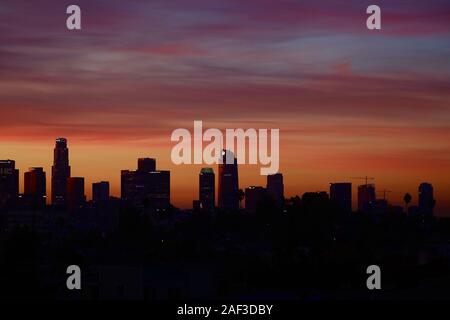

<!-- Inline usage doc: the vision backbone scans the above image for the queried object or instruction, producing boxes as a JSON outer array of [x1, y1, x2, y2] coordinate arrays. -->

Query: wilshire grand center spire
[[51, 137, 71, 206]]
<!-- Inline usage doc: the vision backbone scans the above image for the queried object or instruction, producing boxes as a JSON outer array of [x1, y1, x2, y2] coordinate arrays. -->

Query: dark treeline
[[1, 194, 450, 300]]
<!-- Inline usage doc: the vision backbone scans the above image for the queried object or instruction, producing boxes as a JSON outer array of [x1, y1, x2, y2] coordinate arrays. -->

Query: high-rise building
[[418, 182, 434, 216], [0, 160, 19, 208], [92, 181, 110, 202], [51, 138, 71, 206], [67, 177, 85, 210], [148, 171, 170, 209], [138, 158, 156, 173], [24, 167, 46, 208], [267, 173, 284, 207], [121, 169, 146, 203], [330, 182, 352, 212], [245, 186, 266, 213], [121, 158, 170, 209], [358, 184, 376, 212], [199, 168, 215, 211], [218, 150, 239, 211]]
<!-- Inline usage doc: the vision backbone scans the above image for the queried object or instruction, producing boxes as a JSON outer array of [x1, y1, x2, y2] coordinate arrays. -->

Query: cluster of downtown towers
[[0, 138, 436, 215]]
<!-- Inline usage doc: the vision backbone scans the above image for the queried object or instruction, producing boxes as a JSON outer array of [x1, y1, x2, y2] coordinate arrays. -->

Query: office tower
[[51, 138, 71, 206], [357, 184, 376, 212], [199, 168, 215, 211], [418, 182, 434, 216], [330, 182, 352, 212], [218, 150, 239, 211], [67, 177, 85, 210], [121, 158, 170, 210], [121, 170, 146, 203], [267, 173, 284, 207], [24, 167, 46, 208], [0, 160, 19, 208], [92, 181, 110, 202], [138, 158, 156, 173], [245, 186, 266, 213], [146, 171, 170, 209]]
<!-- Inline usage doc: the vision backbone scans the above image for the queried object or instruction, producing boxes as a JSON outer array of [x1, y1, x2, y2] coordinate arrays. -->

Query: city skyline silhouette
[[0, 137, 443, 216]]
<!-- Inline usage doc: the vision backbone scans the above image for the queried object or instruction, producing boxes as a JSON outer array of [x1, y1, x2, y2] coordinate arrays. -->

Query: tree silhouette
[[403, 193, 412, 213]]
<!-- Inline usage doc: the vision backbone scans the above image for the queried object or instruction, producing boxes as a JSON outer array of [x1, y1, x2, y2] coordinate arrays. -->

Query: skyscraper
[[218, 150, 239, 211], [121, 169, 146, 203], [138, 158, 156, 173], [121, 158, 170, 210], [51, 138, 70, 206], [199, 168, 215, 211], [330, 182, 352, 212], [267, 173, 284, 208], [245, 186, 266, 213], [24, 167, 46, 209], [146, 171, 170, 209], [358, 183, 376, 212], [92, 181, 110, 202], [0, 160, 19, 208], [418, 182, 434, 216], [67, 177, 85, 210]]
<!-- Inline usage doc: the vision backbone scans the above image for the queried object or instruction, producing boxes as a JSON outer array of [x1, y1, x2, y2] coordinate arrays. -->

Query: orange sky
[[1, 118, 450, 215]]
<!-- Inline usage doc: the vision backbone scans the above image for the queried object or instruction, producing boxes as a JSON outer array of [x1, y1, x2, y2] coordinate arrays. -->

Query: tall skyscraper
[[245, 186, 266, 213], [121, 158, 170, 209], [199, 168, 215, 211], [358, 184, 376, 212], [138, 158, 156, 173], [121, 169, 146, 203], [51, 138, 70, 206], [0, 160, 19, 208], [330, 182, 352, 212], [92, 181, 110, 202], [67, 177, 85, 210], [267, 173, 284, 207], [218, 150, 239, 211], [146, 171, 170, 209], [418, 182, 434, 216], [24, 167, 46, 208]]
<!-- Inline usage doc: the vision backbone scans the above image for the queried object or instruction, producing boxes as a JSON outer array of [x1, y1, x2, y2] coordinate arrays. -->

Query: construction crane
[[350, 176, 375, 186], [377, 189, 392, 200]]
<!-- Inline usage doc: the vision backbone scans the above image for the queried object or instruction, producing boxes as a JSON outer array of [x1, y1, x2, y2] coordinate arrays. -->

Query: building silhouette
[[267, 173, 284, 208], [0, 160, 19, 208], [419, 182, 435, 216], [121, 158, 170, 209], [373, 198, 388, 215], [67, 177, 85, 210], [330, 182, 352, 212], [358, 183, 376, 212], [245, 186, 266, 213], [51, 138, 71, 206], [24, 167, 46, 209], [121, 169, 146, 204], [93, 181, 110, 202], [218, 150, 239, 211], [199, 168, 215, 211], [146, 171, 170, 209], [138, 158, 156, 173]]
